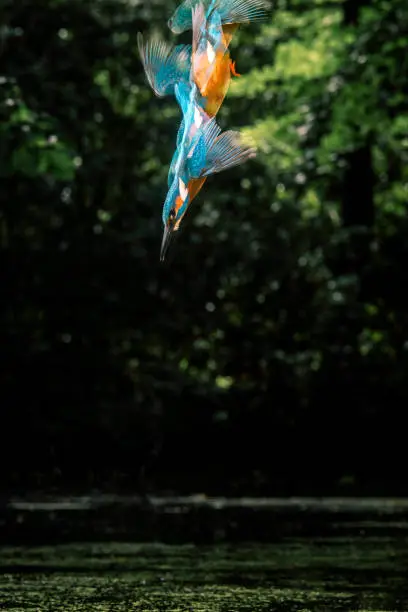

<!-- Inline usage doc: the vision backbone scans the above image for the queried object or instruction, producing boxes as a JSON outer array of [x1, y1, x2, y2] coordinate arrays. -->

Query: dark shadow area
[[1, 0, 407, 501]]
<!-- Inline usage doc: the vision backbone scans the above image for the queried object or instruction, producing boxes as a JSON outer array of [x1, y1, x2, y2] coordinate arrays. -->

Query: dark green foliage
[[1, 0, 407, 494]]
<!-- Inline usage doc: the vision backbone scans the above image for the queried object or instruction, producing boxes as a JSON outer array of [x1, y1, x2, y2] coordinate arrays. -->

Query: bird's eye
[[169, 208, 176, 221]]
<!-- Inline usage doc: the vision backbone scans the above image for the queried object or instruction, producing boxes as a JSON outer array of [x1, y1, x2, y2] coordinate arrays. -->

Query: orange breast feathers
[[194, 47, 232, 117], [174, 179, 205, 213], [188, 177, 206, 203], [173, 178, 206, 230]]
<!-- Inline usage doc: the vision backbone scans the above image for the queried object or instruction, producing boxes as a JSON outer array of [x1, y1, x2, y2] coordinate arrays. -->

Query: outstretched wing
[[198, 118, 257, 177], [137, 33, 192, 97], [169, 0, 271, 34]]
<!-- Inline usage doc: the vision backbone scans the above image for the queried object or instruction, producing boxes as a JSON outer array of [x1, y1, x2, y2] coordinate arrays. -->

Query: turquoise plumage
[[137, 34, 192, 98], [160, 82, 256, 261], [168, 0, 271, 34], [138, 0, 264, 260]]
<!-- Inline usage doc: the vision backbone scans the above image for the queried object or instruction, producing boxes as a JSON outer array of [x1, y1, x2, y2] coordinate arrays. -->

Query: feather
[[201, 116, 223, 151], [191, 2, 206, 55], [200, 129, 257, 177], [137, 33, 192, 97], [217, 0, 272, 25], [178, 177, 189, 201], [169, 0, 271, 34]]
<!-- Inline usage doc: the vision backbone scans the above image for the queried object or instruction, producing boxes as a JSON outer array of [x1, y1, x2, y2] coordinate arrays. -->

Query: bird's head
[[160, 175, 191, 262]]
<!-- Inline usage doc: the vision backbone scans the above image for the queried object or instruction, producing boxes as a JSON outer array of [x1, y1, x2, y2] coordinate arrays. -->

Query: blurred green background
[[1, 0, 407, 496]]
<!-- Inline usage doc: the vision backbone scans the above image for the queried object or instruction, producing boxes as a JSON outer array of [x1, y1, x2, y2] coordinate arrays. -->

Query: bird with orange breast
[[138, 0, 271, 120], [138, 0, 270, 259]]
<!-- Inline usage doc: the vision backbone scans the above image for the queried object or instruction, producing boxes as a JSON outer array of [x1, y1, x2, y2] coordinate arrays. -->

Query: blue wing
[[174, 81, 193, 117], [186, 117, 211, 177], [168, 147, 179, 189], [198, 118, 257, 177], [215, 0, 272, 25], [167, 117, 187, 189], [137, 33, 192, 97], [169, 0, 271, 34]]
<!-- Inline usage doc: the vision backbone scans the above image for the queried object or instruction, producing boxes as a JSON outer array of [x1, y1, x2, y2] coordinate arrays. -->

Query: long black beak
[[160, 225, 173, 262]]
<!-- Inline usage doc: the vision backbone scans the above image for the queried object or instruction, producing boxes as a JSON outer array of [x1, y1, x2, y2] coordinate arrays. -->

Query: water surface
[[1, 535, 407, 610], [1, 497, 407, 611]]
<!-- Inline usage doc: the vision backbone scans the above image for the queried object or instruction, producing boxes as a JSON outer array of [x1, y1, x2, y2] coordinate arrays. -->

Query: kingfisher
[[137, 0, 263, 260], [190, 0, 235, 117], [138, 0, 237, 120], [138, 0, 272, 130], [160, 83, 256, 260]]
